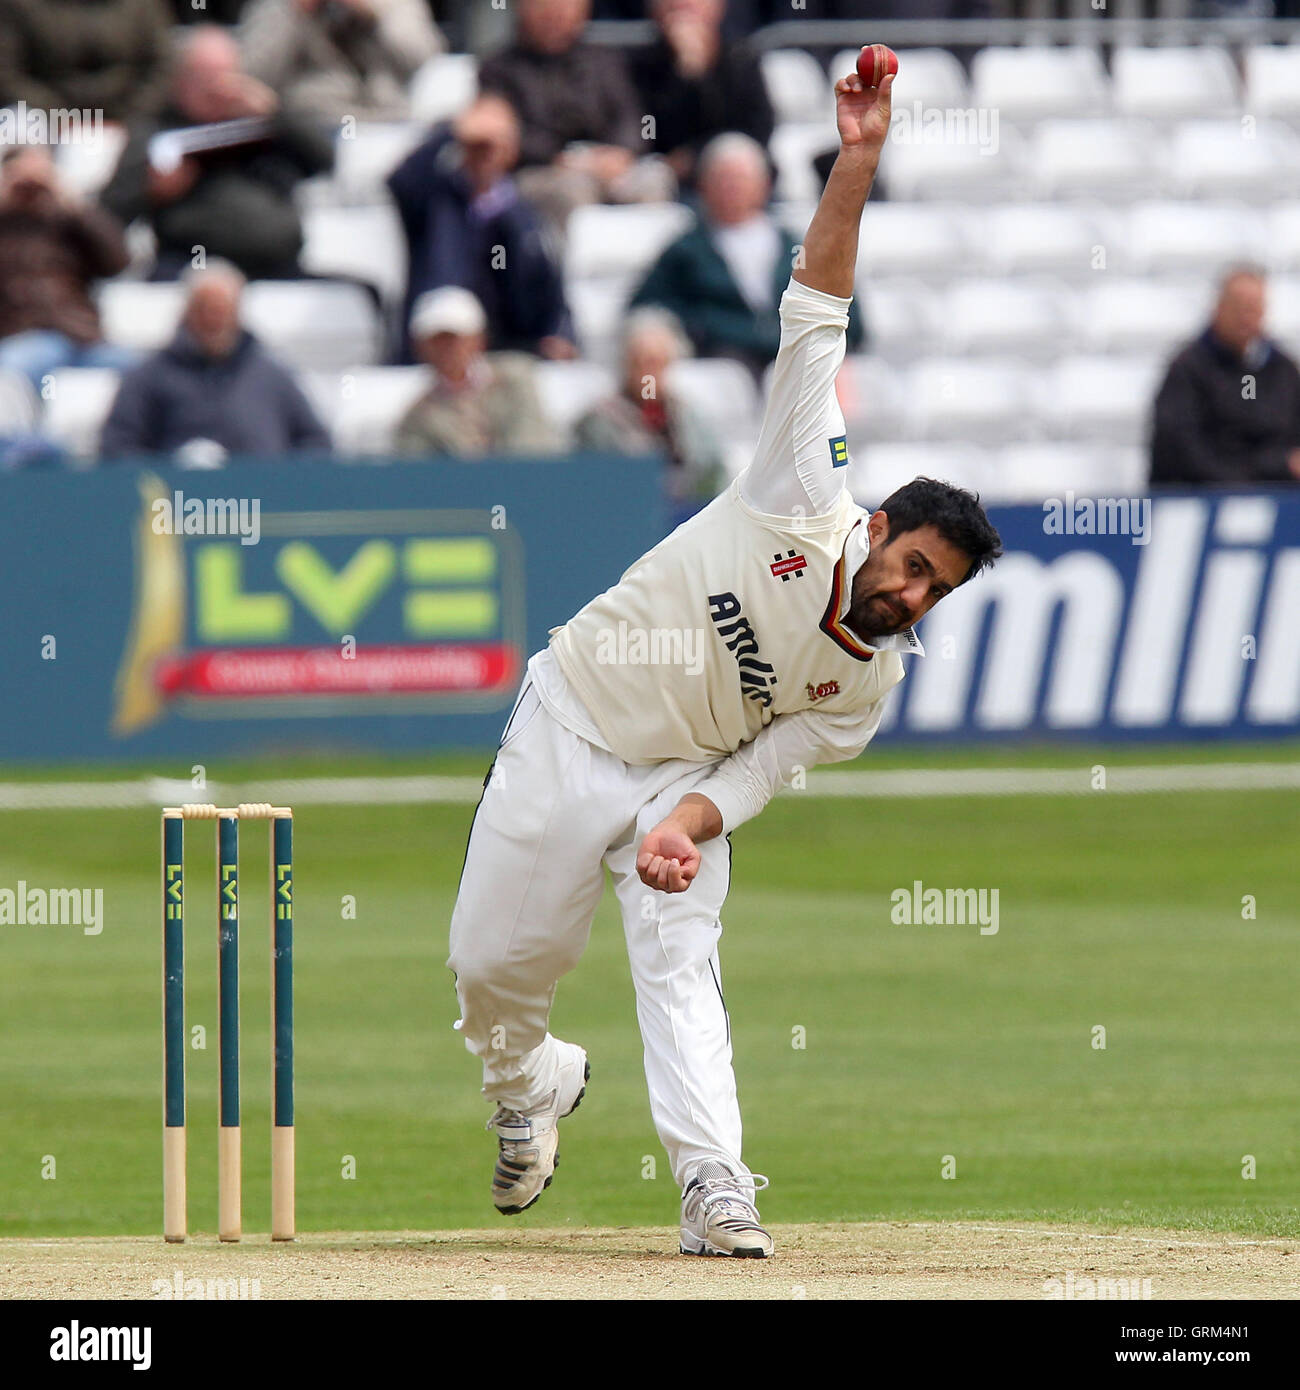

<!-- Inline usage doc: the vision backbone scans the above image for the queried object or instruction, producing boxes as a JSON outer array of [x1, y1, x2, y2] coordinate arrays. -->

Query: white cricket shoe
[[486, 1041, 589, 1215], [679, 1160, 773, 1258]]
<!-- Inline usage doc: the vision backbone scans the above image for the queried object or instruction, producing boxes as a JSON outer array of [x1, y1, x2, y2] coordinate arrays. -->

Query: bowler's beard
[[846, 561, 912, 641]]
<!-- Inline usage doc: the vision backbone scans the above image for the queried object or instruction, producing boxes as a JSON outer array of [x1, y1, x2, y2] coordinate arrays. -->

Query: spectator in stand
[[387, 94, 575, 364], [1151, 267, 1300, 486], [478, 0, 673, 238], [0, 0, 173, 123], [575, 307, 725, 518], [395, 286, 561, 457], [628, 0, 774, 190], [101, 260, 330, 461], [631, 132, 863, 377], [101, 25, 334, 280], [238, 0, 444, 124], [0, 146, 134, 389]]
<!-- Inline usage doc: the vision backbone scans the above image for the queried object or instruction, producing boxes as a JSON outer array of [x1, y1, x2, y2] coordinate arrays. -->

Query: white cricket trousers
[[447, 678, 745, 1188]]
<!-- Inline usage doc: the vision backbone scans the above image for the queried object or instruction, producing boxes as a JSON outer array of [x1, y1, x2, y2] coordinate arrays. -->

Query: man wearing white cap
[[394, 287, 562, 457]]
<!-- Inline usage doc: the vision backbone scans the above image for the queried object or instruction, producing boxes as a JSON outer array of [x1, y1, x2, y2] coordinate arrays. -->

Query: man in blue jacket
[[100, 261, 330, 462], [387, 94, 575, 364]]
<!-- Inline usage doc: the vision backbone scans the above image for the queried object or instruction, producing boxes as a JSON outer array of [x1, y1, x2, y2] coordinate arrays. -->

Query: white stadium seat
[[833, 47, 969, 112], [975, 204, 1109, 278], [1033, 354, 1164, 445], [409, 52, 479, 125], [665, 358, 761, 476], [900, 357, 1037, 444], [1264, 276, 1300, 355], [971, 46, 1111, 123], [1244, 45, 1300, 121], [882, 122, 1027, 202], [851, 442, 993, 509], [1168, 119, 1298, 202], [305, 367, 427, 456], [855, 279, 944, 364], [301, 204, 408, 305], [836, 355, 907, 442], [328, 123, 424, 205], [1266, 204, 1300, 272], [0, 368, 38, 436], [565, 203, 694, 282], [770, 121, 836, 203], [242, 281, 383, 369], [988, 443, 1149, 503], [1031, 118, 1165, 200], [1122, 201, 1264, 274], [936, 278, 1071, 357], [1112, 46, 1239, 121], [55, 125, 127, 197], [567, 279, 627, 367], [97, 282, 185, 351], [534, 361, 619, 438], [1075, 278, 1209, 355], [855, 203, 971, 280], [762, 49, 832, 125], [43, 368, 121, 462]]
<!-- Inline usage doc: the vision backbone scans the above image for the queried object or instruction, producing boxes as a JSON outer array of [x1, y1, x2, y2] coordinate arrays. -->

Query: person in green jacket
[[630, 131, 864, 380]]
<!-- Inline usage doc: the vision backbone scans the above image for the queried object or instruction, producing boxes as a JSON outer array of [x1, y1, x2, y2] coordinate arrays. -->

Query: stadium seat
[[305, 367, 427, 456], [882, 123, 1028, 202], [301, 204, 408, 306], [1033, 354, 1164, 446], [835, 356, 907, 443], [242, 282, 383, 369], [850, 442, 992, 508], [855, 203, 971, 280], [988, 442, 1149, 502], [1266, 204, 1300, 273], [770, 121, 835, 203], [42, 368, 121, 462], [1123, 201, 1263, 275], [1265, 276, 1300, 354], [0, 368, 37, 434], [831, 47, 969, 112], [1112, 46, 1239, 121], [1075, 278, 1208, 355], [1031, 118, 1165, 200], [899, 357, 1037, 444], [564, 203, 694, 283], [970, 46, 1111, 123], [936, 278, 1071, 358], [328, 123, 424, 205], [975, 204, 1108, 278], [568, 279, 628, 366], [1168, 119, 1297, 202], [55, 125, 127, 197], [97, 282, 185, 351], [534, 360, 618, 438], [409, 52, 479, 125], [666, 359, 761, 475], [855, 279, 943, 364], [762, 49, 831, 124], [1244, 45, 1300, 122]]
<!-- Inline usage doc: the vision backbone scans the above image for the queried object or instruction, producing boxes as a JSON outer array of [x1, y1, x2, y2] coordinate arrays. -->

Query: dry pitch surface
[[3, 1223, 1297, 1300]]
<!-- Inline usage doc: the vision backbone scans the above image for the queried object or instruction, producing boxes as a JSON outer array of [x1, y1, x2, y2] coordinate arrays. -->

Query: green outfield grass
[[1, 744, 1297, 1239]]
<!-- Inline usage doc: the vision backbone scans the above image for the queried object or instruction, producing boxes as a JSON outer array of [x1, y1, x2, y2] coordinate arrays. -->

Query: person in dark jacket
[[628, 0, 775, 190], [0, 0, 173, 122], [100, 24, 334, 280], [0, 146, 135, 388], [478, 0, 673, 236], [631, 132, 863, 376], [1150, 267, 1300, 486], [100, 261, 330, 460], [387, 94, 575, 363]]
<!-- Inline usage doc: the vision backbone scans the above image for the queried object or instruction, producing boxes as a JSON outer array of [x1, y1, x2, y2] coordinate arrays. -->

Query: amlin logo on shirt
[[829, 436, 849, 467]]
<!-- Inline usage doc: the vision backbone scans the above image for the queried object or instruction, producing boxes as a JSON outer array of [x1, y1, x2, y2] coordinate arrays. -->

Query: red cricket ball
[[856, 43, 899, 89]]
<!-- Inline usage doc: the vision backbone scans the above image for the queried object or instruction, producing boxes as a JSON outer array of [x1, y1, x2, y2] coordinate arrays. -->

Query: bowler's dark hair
[[876, 477, 1002, 584]]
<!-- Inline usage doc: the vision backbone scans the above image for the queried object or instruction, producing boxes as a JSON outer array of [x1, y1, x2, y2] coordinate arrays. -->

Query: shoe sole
[[495, 1060, 589, 1217], [679, 1239, 772, 1259]]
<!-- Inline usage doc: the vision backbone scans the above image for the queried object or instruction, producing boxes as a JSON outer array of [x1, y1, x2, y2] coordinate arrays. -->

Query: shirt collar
[[839, 519, 925, 656]]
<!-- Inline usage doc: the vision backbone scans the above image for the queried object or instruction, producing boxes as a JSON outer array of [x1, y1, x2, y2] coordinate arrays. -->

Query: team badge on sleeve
[[829, 435, 849, 467]]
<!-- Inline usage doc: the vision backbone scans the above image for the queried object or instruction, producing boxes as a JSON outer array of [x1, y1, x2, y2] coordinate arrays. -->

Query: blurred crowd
[[1, 0, 1299, 497]]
